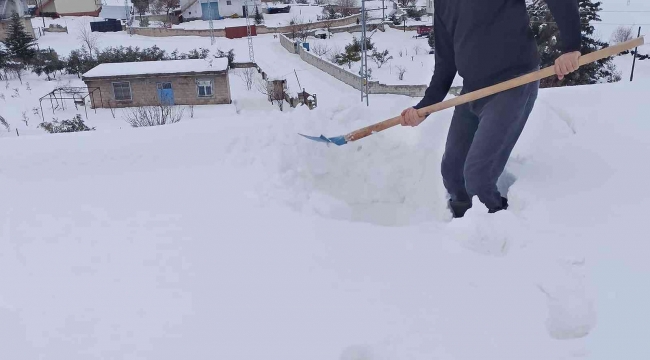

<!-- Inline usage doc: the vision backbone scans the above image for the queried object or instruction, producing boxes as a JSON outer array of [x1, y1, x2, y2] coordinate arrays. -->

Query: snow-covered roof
[[82, 58, 229, 79]]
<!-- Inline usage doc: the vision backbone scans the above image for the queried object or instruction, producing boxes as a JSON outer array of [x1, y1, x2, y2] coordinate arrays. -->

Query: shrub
[[123, 104, 184, 127], [39, 115, 95, 133]]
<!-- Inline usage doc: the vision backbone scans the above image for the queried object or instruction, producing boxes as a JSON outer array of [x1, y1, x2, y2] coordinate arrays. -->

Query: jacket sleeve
[[545, 0, 582, 53], [414, 12, 457, 110]]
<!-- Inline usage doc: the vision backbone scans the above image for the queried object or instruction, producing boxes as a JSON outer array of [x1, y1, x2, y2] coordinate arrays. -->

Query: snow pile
[[82, 58, 229, 78], [2, 77, 650, 359]]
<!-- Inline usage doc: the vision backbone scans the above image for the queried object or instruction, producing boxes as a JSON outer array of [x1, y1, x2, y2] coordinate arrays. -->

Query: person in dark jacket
[[401, 0, 582, 218]]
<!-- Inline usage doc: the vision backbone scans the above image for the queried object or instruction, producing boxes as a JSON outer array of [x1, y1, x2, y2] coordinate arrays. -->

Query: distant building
[[36, 0, 102, 17], [180, 0, 262, 21], [0, 0, 34, 42], [0, 0, 28, 18], [82, 59, 232, 109]]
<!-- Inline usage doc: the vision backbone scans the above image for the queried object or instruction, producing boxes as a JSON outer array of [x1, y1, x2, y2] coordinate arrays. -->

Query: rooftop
[[82, 58, 229, 79]]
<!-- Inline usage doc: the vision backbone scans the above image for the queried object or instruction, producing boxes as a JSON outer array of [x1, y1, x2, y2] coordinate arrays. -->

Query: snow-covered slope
[[2, 76, 650, 359]]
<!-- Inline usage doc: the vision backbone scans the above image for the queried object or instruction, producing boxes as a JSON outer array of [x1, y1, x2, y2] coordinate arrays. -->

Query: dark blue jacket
[[415, 0, 581, 109]]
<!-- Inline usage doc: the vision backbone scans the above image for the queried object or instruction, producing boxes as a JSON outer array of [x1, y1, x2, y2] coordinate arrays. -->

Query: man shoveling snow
[[401, 0, 582, 218]]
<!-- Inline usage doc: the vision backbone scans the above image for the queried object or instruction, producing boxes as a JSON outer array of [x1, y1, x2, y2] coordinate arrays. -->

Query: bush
[[405, 7, 427, 20], [39, 115, 95, 133], [140, 16, 151, 27], [123, 104, 184, 127], [215, 49, 235, 68]]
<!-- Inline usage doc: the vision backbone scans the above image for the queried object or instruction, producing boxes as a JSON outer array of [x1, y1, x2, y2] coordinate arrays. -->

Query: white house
[[180, 0, 262, 21], [37, 0, 102, 17]]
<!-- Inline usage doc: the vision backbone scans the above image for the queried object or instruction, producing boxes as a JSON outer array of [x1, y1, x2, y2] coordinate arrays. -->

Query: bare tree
[[314, 0, 327, 4], [328, 45, 341, 63], [123, 104, 184, 127], [77, 20, 100, 59], [133, 0, 150, 20], [237, 67, 255, 91], [611, 26, 633, 44], [288, 16, 311, 41], [312, 43, 331, 57], [151, 0, 179, 25], [396, 66, 406, 80], [370, 49, 392, 68], [413, 44, 422, 55], [336, 0, 358, 17]]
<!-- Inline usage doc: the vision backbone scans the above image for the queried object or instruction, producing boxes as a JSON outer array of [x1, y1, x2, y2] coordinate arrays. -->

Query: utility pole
[[208, 1, 215, 45], [630, 26, 641, 82], [244, 0, 255, 62], [381, 0, 385, 22], [360, 0, 369, 106], [124, 0, 131, 35]]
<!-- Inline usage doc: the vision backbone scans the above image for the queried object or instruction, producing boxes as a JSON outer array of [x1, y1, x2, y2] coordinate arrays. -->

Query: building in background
[[82, 59, 232, 109], [36, 0, 102, 17], [180, 0, 262, 21], [0, 0, 34, 41], [0, 0, 28, 18]]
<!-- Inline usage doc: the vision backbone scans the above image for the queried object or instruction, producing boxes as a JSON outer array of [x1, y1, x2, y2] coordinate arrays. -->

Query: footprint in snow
[[538, 258, 597, 340], [446, 200, 522, 257], [340, 345, 375, 360]]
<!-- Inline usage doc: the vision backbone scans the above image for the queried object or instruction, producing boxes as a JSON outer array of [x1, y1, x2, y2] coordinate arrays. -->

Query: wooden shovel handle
[[345, 37, 645, 143]]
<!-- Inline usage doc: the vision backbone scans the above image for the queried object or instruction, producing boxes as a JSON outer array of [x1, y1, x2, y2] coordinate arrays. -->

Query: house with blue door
[[81, 58, 232, 109], [180, 0, 262, 21]]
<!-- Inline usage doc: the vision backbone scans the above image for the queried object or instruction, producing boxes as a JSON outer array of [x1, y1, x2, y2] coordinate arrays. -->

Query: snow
[[82, 58, 229, 78], [1, 2, 650, 359], [306, 27, 463, 86]]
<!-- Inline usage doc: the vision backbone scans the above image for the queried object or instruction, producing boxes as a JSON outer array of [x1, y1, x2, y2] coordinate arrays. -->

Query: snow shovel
[[299, 37, 645, 146]]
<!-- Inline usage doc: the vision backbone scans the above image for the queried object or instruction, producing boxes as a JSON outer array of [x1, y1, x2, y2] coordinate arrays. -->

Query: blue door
[[157, 82, 175, 105], [201, 1, 220, 20]]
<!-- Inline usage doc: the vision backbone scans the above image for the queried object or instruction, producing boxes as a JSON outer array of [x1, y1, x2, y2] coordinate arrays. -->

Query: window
[[197, 79, 213, 97], [226, 0, 232, 4], [112, 82, 132, 101]]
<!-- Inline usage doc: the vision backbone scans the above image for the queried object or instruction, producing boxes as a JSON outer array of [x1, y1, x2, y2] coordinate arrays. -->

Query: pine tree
[[1, 12, 37, 65], [427, 29, 435, 51], [254, 6, 263, 25], [528, 0, 620, 87]]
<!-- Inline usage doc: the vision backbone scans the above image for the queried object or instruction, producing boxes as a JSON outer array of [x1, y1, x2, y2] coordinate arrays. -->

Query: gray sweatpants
[[441, 80, 539, 210]]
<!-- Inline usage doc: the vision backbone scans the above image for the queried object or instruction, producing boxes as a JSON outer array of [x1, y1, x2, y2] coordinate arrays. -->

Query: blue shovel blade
[[298, 133, 348, 146]]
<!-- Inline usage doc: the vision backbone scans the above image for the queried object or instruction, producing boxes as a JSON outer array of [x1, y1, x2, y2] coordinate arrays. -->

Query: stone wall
[[131, 26, 226, 37], [131, 14, 361, 38], [85, 72, 231, 109], [280, 34, 432, 98]]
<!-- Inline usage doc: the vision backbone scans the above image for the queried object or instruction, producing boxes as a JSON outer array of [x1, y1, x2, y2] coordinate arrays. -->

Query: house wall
[[0, 17, 35, 41], [52, 0, 100, 14], [85, 72, 231, 109]]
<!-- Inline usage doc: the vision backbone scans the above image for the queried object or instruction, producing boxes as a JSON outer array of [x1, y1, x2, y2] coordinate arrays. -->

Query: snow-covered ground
[[3, 67, 650, 359], [1, 2, 649, 359], [305, 27, 462, 86]]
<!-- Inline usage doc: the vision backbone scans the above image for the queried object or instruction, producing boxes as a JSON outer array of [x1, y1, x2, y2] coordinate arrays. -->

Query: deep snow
[[1, 4, 649, 360]]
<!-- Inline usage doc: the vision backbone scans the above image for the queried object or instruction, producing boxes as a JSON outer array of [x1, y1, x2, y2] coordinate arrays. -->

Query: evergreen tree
[[427, 29, 435, 51], [32, 49, 65, 81], [254, 6, 264, 25], [1, 12, 37, 65], [528, 0, 620, 88]]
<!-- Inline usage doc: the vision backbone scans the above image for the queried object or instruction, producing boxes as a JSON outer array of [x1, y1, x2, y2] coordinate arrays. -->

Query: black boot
[[488, 197, 509, 214], [449, 199, 472, 218]]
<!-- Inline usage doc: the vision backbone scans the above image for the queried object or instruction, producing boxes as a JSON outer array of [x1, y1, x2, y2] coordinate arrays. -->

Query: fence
[[280, 34, 430, 97], [131, 14, 361, 38]]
